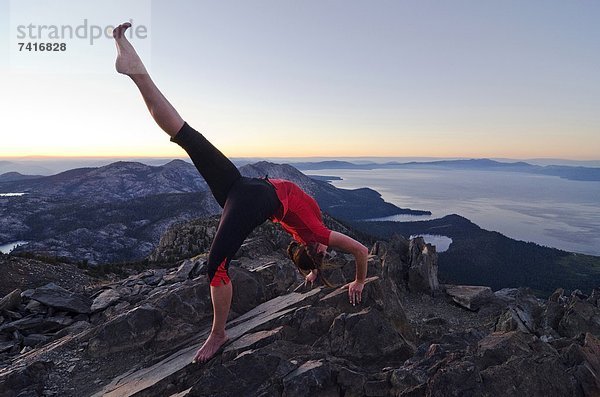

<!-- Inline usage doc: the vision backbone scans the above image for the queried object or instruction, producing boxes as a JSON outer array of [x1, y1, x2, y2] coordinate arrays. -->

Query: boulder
[[314, 277, 415, 364], [282, 359, 337, 397], [317, 307, 413, 364], [87, 305, 164, 357], [0, 315, 73, 334], [142, 269, 167, 286], [337, 367, 366, 397], [22, 334, 51, 347], [579, 333, 600, 394], [91, 289, 121, 312], [445, 285, 494, 311], [587, 288, 600, 307], [250, 261, 298, 300], [408, 237, 439, 294], [30, 283, 92, 314], [163, 256, 204, 284], [24, 299, 47, 314], [0, 340, 17, 353], [0, 289, 22, 312], [378, 237, 409, 288], [558, 299, 600, 338], [229, 265, 267, 315]]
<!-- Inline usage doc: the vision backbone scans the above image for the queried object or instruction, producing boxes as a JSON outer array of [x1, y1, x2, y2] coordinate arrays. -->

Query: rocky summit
[[0, 225, 599, 396]]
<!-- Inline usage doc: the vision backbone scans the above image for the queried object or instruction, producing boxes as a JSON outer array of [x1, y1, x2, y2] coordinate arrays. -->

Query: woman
[[112, 23, 368, 363]]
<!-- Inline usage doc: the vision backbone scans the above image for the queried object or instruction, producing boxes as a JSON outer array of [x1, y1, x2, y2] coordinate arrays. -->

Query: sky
[[1, 0, 599, 160]]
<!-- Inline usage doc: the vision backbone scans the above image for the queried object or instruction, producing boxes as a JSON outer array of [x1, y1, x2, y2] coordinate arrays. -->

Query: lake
[[0, 241, 27, 254], [0, 193, 26, 197], [307, 168, 600, 256]]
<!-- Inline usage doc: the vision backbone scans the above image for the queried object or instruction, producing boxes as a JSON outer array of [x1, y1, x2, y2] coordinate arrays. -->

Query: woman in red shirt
[[113, 23, 368, 364]]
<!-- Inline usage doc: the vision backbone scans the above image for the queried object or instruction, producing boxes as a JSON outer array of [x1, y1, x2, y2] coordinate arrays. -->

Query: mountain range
[[289, 158, 600, 181], [0, 160, 425, 264]]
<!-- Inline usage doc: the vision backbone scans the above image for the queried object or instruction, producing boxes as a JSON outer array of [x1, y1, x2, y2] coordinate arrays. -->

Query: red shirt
[[268, 179, 332, 246]]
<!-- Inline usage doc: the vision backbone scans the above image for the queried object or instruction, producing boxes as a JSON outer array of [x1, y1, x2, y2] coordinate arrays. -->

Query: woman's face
[[307, 242, 328, 264], [316, 243, 328, 255]]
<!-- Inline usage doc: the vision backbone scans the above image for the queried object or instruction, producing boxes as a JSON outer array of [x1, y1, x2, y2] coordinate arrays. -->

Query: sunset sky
[[1, 0, 599, 159]]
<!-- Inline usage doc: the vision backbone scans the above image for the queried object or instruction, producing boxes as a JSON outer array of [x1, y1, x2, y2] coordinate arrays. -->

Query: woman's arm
[[328, 231, 369, 305]]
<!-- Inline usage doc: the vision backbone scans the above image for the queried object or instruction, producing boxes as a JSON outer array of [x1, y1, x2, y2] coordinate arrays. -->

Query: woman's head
[[287, 241, 324, 272], [287, 241, 336, 288]]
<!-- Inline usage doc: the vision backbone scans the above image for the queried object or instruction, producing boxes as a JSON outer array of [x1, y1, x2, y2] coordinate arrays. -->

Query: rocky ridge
[[0, 227, 599, 396]]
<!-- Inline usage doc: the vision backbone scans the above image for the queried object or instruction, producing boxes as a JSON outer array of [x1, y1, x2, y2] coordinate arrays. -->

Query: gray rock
[[223, 326, 285, 356], [91, 289, 121, 312], [317, 308, 413, 363], [578, 333, 600, 395], [364, 379, 390, 396], [0, 289, 22, 311], [0, 315, 73, 334], [558, 299, 600, 338], [587, 288, 600, 307], [379, 237, 409, 289], [24, 299, 47, 314], [30, 283, 92, 314], [142, 269, 167, 286], [548, 287, 565, 303], [163, 256, 202, 284], [229, 266, 267, 315], [445, 285, 494, 311], [250, 260, 298, 300], [408, 237, 439, 294], [282, 359, 336, 397], [0, 340, 17, 353], [337, 367, 366, 397], [54, 320, 92, 338], [87, 305, 164, 357], [95, 289, 322, 396], [23, 334, 51, 347]]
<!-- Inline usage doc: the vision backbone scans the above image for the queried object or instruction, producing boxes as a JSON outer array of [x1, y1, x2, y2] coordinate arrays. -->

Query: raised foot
[[192, 332, 229, 364], [113, 22, 147, 76]]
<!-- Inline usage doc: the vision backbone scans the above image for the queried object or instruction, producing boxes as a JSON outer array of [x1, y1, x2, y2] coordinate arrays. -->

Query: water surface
[[0, 241, 27, 254], [309, 168, 600, 256]]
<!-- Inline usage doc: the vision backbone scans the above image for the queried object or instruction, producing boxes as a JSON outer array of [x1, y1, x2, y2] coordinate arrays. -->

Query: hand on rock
[[347, 280, 364, 306], [305, 270, 318, 288]]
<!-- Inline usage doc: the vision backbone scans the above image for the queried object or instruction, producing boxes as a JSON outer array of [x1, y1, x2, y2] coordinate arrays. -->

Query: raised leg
[[113, 22, 184, 137]]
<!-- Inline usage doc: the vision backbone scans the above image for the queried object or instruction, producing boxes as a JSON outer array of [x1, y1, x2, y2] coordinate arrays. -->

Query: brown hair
[[287, 241, 335, 288]]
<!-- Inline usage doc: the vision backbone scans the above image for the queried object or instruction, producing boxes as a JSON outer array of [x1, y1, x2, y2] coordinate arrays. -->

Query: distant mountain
[[0, 160, 54, 176], [290, 158, 600, 181], [352, 214, 600, 297], [0, 172, 44, 183], [288, 160, 374, 170], [0, 160, 209, 201]]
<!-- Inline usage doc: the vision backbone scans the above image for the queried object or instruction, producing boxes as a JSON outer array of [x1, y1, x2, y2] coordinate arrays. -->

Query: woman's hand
[[347, 280, 365, 305], [305, 269, 318, 287]]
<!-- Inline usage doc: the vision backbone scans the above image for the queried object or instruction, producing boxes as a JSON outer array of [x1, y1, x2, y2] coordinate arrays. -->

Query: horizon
[[2, 155, 600, 177], [2, 1, 600, 159], [2, 155, 600, 162]]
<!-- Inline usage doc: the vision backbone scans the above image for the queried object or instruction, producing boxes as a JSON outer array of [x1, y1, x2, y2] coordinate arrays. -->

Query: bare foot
[[192, 332, 229, 363], [113, 22, 147, 76]]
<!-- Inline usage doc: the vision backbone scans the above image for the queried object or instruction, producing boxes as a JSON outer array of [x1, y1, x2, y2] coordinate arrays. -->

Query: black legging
[[171, 122, 281, 285]]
